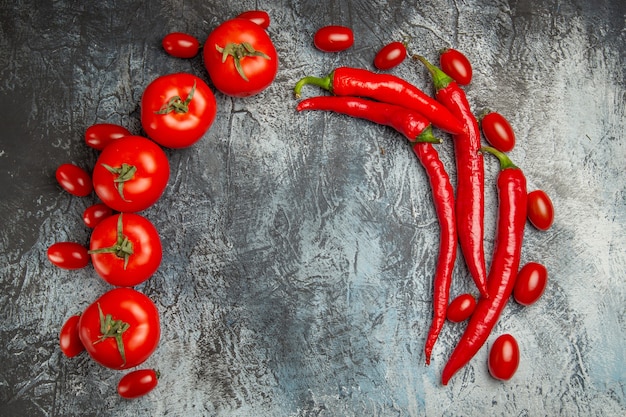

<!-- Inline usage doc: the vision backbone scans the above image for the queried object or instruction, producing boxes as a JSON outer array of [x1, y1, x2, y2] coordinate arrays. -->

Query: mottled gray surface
[[0, 0, 624, 416]]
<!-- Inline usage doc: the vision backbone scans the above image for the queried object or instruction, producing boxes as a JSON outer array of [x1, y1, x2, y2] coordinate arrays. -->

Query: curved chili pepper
[[294, 67, 466, 135], [416, 55, 489, 299], [441, 146, 527, 385]]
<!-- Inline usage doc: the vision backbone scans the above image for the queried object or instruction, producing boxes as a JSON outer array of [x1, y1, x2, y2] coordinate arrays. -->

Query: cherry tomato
[[373, 41, 407, 70], [85, 123, 132, 151], [527, 189, 554, 231], [92, 135, 169, 213], [141, 72, 217, 148], [481, 111, 516, 152], [78, 287, 160, 370], [313, 25, 354, 52], [446, 293, 476, 322], [236, 10, 270, 29], [203, 18, 278, 97], [117, 369, 160, 399], [439, 48, 472, 85], [162, 32, 200, 59], [82, 203, 113, 228], [55, 163, 93, 197], [514, 262, 548, 306], [47, 242, 89, 270], [59, 314, 85, 358], [89, 213, 162, 287], [488, 334, 520, 381]]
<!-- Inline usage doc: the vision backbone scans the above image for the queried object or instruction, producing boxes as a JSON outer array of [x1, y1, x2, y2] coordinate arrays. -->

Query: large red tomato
[[141, 73, 216, 148], [78, 288, 160, 370], [203, 18, 278, 97]]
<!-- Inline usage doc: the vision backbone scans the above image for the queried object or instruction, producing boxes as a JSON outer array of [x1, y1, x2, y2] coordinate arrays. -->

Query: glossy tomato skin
[[89, 213, 162, 287], [481, 112, 516, 152], [488, 334, 520, 381], [56, 163, 93, 197], [141, 73, 216, 148], [85, 123, 132, 151], [162, 32, 200, 59], [47, 242, 89, 270], [78, 288, 160, 370], [439, 48, 472, 85], [236, 10, 270, 29], [203, 18, 278, 97], [117, 369, 160, 399], [59, 314, 85, 358], [527, 190, 554, 230], [514, 262, 548, 306], [314, 25, 354, 52], [447, 293, 477, 322], [92, 135, 169, 212], [373, 41, 407, 70], [82, 203, 113, 228]]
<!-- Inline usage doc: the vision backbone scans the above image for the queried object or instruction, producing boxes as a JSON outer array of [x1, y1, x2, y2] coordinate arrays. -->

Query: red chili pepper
[[416, 55, 489, 299], [294, 67, 466, 135], [441, 146, 527, 385]]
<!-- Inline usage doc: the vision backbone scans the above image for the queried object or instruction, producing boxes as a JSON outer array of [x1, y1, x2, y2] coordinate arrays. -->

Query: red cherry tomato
[[78, 287, 160, 370], [313, 25, 354, 52], [446, 293, 476, 322], [85, 123, 132, 151], [373, 41, 407, 70], [527, 190, 554, 231], [162, 32, 200, 59], [488, 334, 520, 381], [236, 10, 270, 29], [439, 48, 472, 85], [203, 18, 278, 97], [514, 262, 548, 306], [117, 369, 160, 399], [59, 314, 85, 358], [82, 203, 113, 228], [47, 242, 89, 270], [481, 111, 516, 152], [141, 72, 217, 148], [55, 163, 93, 197]]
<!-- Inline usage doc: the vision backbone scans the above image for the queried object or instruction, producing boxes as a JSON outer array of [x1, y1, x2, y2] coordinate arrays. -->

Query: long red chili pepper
[[416, 56, 489, 299], [296, 95, 457, 365], [441, 146, 527, 385], [293, 67, 466, 135]]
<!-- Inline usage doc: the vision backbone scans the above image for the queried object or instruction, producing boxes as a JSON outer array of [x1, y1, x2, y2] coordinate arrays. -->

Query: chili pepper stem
[[294, 74, 333, 98], [413, 55, 454, 91], [415, 125, 442, 144], [481, 146, 518, 170]]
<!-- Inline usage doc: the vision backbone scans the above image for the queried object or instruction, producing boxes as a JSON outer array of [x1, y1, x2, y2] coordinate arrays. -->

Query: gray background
[[1, 0, 624, 416]]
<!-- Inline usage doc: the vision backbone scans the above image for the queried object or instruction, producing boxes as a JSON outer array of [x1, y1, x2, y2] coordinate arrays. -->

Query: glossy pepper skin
[[417, 56, 489, 299], [441, 147, 527, 385], [294, 67, 466, 135]]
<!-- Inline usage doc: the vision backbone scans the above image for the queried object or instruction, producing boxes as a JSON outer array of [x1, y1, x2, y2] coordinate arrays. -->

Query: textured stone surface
[[0, 0, 624, 416]]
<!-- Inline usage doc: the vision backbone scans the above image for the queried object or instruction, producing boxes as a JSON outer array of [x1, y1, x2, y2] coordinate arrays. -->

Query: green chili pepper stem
[[414, 125, 442, 144], [414, 55, 454, 91], [480, 146, 518, 170], [294, 73, 333, 98]]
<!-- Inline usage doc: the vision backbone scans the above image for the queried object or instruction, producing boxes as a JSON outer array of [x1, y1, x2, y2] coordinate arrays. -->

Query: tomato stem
[[155, 80, 196, 114], [215, 42, 271, 82], [101, 162, 136, 201], [94, 302, 130, 366], [88, 214, 134, 269]]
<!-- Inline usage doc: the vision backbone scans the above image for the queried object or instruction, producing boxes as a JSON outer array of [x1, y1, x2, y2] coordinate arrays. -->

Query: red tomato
[[47, 242, 89, 270], [92, 135, 169, 212], [527, 190, 554, 230], [141, 73, 217, 148], [488, 334, 520, 381], [373, 41, 407, 70], [236, 10, 270, 29], [439, 48, 472, 85], [59, 314, 85, 358], [481, 111, 516, 152], [85, 123, 132, 151], [203, 18, 278, 97], [162, 32, 200, 59], [55, 163, 93, 197], [514, 262, 548, 306], [82, 203, 113, 228], [313, 25, 354, 52], [447, 293, 476, 322], [78, 288, 160, 370], [89, 213, 162, 287], [117, 369, 160, 399]]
